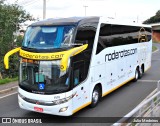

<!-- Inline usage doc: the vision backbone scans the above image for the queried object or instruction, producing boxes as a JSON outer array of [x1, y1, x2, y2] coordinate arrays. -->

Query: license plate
[[34, 107, 43, 112]]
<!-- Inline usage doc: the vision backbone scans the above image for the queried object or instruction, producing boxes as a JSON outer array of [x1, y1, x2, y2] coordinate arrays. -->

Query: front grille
[[19, 93, 55, 106]]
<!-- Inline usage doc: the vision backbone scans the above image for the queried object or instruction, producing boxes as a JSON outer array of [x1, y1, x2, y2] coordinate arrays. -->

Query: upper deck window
[[22, 25, 75, 49]]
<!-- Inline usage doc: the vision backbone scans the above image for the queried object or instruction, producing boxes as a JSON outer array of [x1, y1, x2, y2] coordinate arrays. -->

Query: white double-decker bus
[[4, 17, 152, 116]]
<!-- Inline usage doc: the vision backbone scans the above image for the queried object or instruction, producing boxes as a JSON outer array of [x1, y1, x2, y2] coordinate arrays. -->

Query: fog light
[[59, 107, 68, 112]]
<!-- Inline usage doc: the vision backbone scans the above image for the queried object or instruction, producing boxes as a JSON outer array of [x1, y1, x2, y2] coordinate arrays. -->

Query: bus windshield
[[19, 59, 71, 94], [22, 25, 75, 49]]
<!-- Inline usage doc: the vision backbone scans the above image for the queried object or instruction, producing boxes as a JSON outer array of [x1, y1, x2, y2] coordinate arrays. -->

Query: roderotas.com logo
[[105, 48, 137, 62]]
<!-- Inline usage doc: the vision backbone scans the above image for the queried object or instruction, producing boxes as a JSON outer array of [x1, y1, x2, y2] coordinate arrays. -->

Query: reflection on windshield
[[19, 59, 70, 94], [22, 26, 75, 49]]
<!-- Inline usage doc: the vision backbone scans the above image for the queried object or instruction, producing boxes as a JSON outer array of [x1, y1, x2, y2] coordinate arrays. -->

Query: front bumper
[[18, 88, 73, 116]]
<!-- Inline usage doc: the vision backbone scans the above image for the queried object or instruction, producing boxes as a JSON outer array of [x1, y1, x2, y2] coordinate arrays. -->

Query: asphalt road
[[0, 43, 160, 126]]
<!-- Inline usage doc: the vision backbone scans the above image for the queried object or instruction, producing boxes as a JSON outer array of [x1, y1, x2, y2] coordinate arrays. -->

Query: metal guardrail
[[113, 81, 160, 126]]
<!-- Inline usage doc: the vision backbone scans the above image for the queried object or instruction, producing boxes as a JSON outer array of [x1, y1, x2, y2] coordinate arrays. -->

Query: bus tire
[[133, 68, 139, 82], [140, 65, 144, 77], [90, 86, 100, 108], [139, 67, 143, 79]]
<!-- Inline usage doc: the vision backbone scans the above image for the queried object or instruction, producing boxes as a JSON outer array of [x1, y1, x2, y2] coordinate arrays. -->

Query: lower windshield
[[22, 25, 75, 49], [19, 59, 71, 94]]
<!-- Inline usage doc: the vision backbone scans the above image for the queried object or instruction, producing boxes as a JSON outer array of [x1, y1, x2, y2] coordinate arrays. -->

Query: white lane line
[[0, 92, 18, 99], [138, 80, 158, 82], [0, 86, 18, 94]]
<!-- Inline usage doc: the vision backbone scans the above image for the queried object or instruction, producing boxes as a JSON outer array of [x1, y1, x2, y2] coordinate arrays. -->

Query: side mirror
[[4, 47, 21, 69]]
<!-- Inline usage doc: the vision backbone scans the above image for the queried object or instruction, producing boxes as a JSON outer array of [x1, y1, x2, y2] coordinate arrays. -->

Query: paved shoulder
[[0, 81, 18, 98], [0, 81, 18, 91]]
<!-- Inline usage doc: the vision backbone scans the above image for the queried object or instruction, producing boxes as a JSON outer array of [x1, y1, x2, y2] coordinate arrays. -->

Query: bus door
[[72, 60, 86, 112]]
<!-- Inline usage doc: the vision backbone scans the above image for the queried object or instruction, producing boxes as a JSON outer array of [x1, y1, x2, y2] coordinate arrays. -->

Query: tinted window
[[138, 27, 151, 42], [72, 61, 85, 87], [72, 22, 98, 86], [96, 24, 112, 54], [96, 23, 151, 54], [111, 25, 140, 45]]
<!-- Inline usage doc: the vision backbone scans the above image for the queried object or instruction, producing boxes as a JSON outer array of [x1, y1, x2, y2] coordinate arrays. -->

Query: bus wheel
[[133, 68, 139, 82], [140, 65, 144, 78], [139, 67, 143, 79], [90, 86, 100, 108]]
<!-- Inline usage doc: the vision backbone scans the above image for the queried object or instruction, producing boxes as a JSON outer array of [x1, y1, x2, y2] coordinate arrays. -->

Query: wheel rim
[[92, 90, 99, 104]]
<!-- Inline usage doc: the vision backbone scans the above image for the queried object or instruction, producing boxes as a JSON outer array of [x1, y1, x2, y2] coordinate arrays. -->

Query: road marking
[[138, 80, 158, 82], [152, 45, 159, 54], [0, 92, 18, 99], [0, 86, 18, 94]]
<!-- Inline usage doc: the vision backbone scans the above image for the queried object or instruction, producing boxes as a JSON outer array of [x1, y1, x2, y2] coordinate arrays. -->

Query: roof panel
[[30, 16, 99, 26]]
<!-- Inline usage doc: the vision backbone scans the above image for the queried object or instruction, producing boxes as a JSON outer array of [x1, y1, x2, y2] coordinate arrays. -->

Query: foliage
[[0, 0, 34, 79], [143, 10, 160, 24], [16, 35, 23, 47], [0, 77, 18, 85]]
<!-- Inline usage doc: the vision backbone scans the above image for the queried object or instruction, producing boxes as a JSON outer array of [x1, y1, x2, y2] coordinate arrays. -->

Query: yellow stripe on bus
[[72, 102, 91, 114]]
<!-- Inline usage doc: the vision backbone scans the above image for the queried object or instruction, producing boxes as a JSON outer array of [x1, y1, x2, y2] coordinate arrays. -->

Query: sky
[[6, 0, 160, 24]]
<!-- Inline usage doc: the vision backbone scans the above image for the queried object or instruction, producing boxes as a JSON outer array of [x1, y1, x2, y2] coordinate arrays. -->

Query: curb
[[0, 86, 18, 94]]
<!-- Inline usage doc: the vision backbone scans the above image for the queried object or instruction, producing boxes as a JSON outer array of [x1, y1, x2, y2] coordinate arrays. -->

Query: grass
[[0, 77, 18, 85], [152, 46, 157, 52]]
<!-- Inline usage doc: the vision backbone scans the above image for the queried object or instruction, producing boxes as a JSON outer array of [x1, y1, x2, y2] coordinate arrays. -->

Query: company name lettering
[[20, 52, 64, 60], [105, 48, 137, 62]]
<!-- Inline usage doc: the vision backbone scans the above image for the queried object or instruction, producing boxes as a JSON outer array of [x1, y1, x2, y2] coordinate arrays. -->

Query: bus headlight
[[52, 92, 76, 105]]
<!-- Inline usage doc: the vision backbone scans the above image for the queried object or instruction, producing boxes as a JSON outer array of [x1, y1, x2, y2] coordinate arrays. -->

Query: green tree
[[143, 10, 160, 24], [0, 0, 34, 78]]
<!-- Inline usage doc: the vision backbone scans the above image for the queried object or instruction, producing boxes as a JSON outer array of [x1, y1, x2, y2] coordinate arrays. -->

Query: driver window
[[73, 61, 85, 87], [74, 69, 80, 86]]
